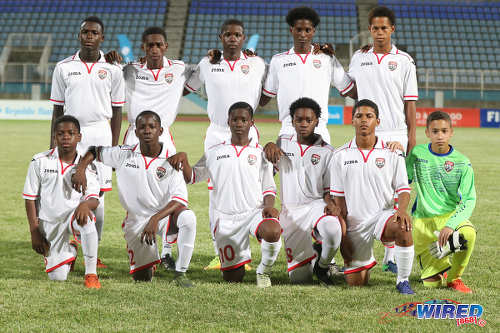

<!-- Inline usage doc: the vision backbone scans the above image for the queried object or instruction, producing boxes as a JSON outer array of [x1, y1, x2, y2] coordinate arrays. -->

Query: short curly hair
[[286, 6, 320, 27], [368, 6, 396, 26], [289, 97, 321, 119]]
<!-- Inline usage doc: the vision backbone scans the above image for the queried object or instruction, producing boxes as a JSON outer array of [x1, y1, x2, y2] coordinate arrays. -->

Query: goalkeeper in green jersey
[[406, 111, 476, 293]]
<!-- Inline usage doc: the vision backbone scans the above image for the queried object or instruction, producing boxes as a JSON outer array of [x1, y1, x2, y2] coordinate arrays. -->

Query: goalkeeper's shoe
[[97, 258, 108, 269], [313, 261, 333, 287], [160, 254, 176, 271], [396, 280, 415, 294], [84, 274, 101, 289], [382, 261, 398, 274], [204, 256, 221, 270], [448, 279, 472, 294]]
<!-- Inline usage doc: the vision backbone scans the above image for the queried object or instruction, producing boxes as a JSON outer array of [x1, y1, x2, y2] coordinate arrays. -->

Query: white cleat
[[256, 273, 272, 288]]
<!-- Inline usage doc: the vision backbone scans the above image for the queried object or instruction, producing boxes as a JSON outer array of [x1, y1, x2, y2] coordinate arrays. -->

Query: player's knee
[[395, 228, 413, 246], [47, 266, 69, 281], [288, 264, 313, 284], [78, 219, 98, 235], [260, 220, 281, 242], [222, 266, 245, 282], [317, 217, 342, 245], [133, 268, 153, 282], [177, 209, 197, 230], [459, 226, 476, 247]]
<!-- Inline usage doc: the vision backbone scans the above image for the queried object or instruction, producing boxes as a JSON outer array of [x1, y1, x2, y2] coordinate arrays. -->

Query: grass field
[[0, 119, 498, 332]]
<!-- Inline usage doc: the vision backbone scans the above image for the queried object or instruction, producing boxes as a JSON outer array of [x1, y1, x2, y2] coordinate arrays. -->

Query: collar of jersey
[[221, 51, 247, 61], [428, 143, 454, 156], [132, 143, 168, 158], [349, 136, 385, 149], [368, 44, 398, 55], [292, 133, 325, 146], [141, 56, 171, 69], [288, 45, 314, 55], [73, 50, 106, 63]]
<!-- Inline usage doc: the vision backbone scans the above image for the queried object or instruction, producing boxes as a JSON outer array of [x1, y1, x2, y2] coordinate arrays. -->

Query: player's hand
[[141, 216, 159, 246], [262, 206, 279, 219], [104, 50, 122, 64], [360, 44, 372, 53], [438, 227, 454, 248], [207, 49, 222, 64], [429, 229, 467, 259], [138, 56, 146, 65], [324, 201, 341, 216], [263, 142, 283, 164], [242, 49, 257, 57], [168, 152, 187, 171], [394, 210, 412, 232], [386, 141, 404, 152], [74, 201, 94, 226], [31, 226, 49, 256], [313, 43, 335, 57], [71, 169, 87, 194]]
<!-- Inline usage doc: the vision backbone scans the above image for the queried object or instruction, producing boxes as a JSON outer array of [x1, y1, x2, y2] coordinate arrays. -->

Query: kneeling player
[[264, 97, 344, 286], [407, 111, 476, 293], [331, 100, 415, 294], [72, 111, 196, 286], [23, 115, 101, 288], [169, 102, 281, 287]]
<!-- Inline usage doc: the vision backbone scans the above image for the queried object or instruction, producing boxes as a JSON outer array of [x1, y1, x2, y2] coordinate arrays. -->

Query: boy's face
[[78, 21, 104, 52], [54, 122, 81, 153], [425, 119, 453, 149], [292, 107, 318, 138], [369, 17, 394, 47], [135, 115, 163, 145], [290, 19, 315, 48], [142, 34, 167, 63], [352, 106, 379, 136], [220, 24, 245, 51], [228, 108, 254, 138]]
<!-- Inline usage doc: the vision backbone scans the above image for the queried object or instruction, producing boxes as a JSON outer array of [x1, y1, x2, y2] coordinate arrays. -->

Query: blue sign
[[480, 109, 500, 128], [327, 105, 344, 125], [117, 34, 134, 63]]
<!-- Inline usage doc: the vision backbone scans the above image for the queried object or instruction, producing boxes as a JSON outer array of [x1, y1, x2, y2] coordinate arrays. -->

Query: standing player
[[168, 102, 282, 288], [184, 19, 266, 270], [347, 6, 418, 271], [263, 98, 344, 285], [49, 16, 125, 267], [260, 6, 357, 144], [122, 26, 187, 269], [72, 111, 197, 286], [24, 116, 101, 288], [331, 100, 415, 294], [407, 111, 476, 293]]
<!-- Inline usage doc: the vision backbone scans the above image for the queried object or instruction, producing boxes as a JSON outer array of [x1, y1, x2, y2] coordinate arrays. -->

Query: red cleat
[[448, 279, 472, 294], [97, 258, 108, 269], [84, 274, 101, 289]]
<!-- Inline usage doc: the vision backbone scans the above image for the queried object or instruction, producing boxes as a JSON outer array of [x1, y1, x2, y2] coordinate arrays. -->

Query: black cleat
[[314, 260, 333, 287], [160, 254, 176, 271]]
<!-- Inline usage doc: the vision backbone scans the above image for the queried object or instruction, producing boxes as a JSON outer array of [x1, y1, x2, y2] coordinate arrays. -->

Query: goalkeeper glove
[[429, 230, 467, 259]]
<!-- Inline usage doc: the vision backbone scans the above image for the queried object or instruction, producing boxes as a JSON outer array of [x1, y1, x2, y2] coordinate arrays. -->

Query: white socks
[[383, 244, 396, 265], [175, 210, 196, 273], [257, 239, 282, 275], [316, 218, 342, 268], [159, 222, 173, 258], [94, 194, 105, 242], [72, 219, 98, 275], [395, 245, 414, 284]]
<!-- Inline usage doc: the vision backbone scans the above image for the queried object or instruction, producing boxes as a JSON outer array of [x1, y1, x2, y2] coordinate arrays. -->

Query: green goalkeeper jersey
[[406, 143, 476, 229]]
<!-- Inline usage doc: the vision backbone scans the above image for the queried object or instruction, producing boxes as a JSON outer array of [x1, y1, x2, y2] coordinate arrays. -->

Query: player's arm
[[404, 100, 417, 154], [49, 105, 64, 148], [74, 198, 99, 226], [25, 200, 49, 256], [110, 106, 122, 146], [393, 152, 412, 231], [263, 141, 283, 164], [260, 57, 277, 107], [141, 200, 184, 246], [262, 194, 279, 219], [72, 146, 102, 193]]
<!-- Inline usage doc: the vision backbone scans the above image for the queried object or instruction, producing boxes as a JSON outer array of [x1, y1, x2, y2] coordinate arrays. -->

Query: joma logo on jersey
[[217, 154, 230, 160], [376, 158, 385, 168], [44, 169, 57, 173], [284, 152, 294, 157], [311, 154, 320, 165], [68, 71, 81, 76], [211, 68, 224, 72], [136, 74, 149, 80], [444, 161, 454, 172], [344, 160, 358, 165], [283, 62, 297, 68], [361, 62, 373, 66], [125, 163, 139, 169]]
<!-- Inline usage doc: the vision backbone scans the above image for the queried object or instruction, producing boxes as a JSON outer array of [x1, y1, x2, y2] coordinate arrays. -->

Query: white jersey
[[98, 144, 188, 219], [124, 57, 187, 128], [331, 137, 411, 228], [50, 51, 125, 127], [263, 46, 354, 127], [190, 140, 276, 215], [277, 134, 334, 207], [348, 45, 418, 133], [184, 52, 266, 127], [23, 148, 100, 222]]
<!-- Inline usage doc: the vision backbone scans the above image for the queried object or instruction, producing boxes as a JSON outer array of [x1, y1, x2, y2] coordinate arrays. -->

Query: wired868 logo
[[379, 299, 487, 327]]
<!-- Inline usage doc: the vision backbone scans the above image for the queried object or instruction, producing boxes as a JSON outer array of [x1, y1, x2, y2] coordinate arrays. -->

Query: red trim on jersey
[[403, 95, 418, 98], [384, 244, 395, 249], [49, 98, 64, 103], [358, 147, 375, 163], [149, 67, 163, 81], [232, 143, 250, 157], [59, 158, 74, 175], [262, 190, 276, 196], [141, 154, 158, 170], [220, 259, 251, 271], [374, 52, 389, 65], [252, 125, 260, 141], [112, 101, 126, 104], [207, 186, 214, 190], [262, 88, 276, 96], [167, 59, 172, 66], [224, 58, 239, 71], [23, 193, 38, 198], [82, 61, 97, 74], [287, 254, 317, 272], [132, 144, 138, 152], [172, 196, 188, 205], [297, 142, 313, 157], [330, 190, 344, 194], [396, 187, 411, 193], [129, 260, 161, 274], [100, 187, 112, 192], [185, 82, 197, 92], [344, 261, 377, 275], [84, 194, 99, 200], [45, 257, 77, 273], [296, 52, 310, 64], [49, 148, 56, 156], [340, 81, 354, 94]]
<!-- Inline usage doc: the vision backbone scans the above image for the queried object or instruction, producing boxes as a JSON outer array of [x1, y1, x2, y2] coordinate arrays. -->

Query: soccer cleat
[[448, 279, 472, 294], [313, 261, 333, 287], [328, 262, 344, 277], [382, 261, 398, 274], [97, 258, 108, 269], [69, 240, 78, 272], [256, 273, 272, 288], [396, 280, 415, 294], [84, 274, 101, 289], [160, 254, 176, 271], [203, 256, 221, 270], [173, 271, 194, 288]]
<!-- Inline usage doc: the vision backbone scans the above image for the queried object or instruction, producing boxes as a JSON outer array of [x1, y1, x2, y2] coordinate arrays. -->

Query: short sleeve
[[403, 60, 418, 101], [168, 169, 189, 206], [393, 151, 411, 195], [111, 66, 126, 106], [98, 146, 129, 169], [83, 164, 101, 201], [50, 65, 66, 105], [184, 60, 204, 93], [330, 153, 344, 196], [260, 154, 277, 197], [262, 57, 278, 97], [191, 154, 209, 184], [331, 56, 354, 96], [23, 158, 41, 200]]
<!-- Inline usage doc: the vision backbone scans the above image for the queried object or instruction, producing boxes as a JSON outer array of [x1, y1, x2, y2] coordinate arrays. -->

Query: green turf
[[0, 120, 498, 332]]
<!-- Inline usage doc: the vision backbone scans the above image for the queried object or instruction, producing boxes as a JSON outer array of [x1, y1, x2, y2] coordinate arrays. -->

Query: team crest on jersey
[[444, 161, 454, 172], [311, 154, 321, 165], [248, 154, 257, 165], [165, 73, 173, 84], [388, 61, 397, 71], [375, 157, 385, 168], [98, 69, 107, 79], [156, 166, 167, 180], [241, 64, 249, 74], [313, 59, 322, 69]]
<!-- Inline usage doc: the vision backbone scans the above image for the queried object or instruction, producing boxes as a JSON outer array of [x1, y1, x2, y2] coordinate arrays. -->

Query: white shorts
[[123, 123, 177, 156], [343, 209, 396, 275], [376, 130, 408, 154], [281, 200, 340, 272], [213, 208, 280, 271], [279, 121, 331, 144], [78, 121, 113, 192], [39, 212, 94, 273], [122, 214, 176, 274], [204, 122, 260, 152]]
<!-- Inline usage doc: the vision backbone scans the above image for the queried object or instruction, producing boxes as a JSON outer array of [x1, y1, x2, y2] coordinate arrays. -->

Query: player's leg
[[345, 269, 370, 286], [313, 215, 342, 285], [289, 264, 313, 284], [48, 264, 71, 281], [343, 222, 377, 287], [254, 217, 282, 288], [222, 266, 246, 282], [70, 215, 100, 289], [447, 223, 476, 293], [41, 220, 76, 282]]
